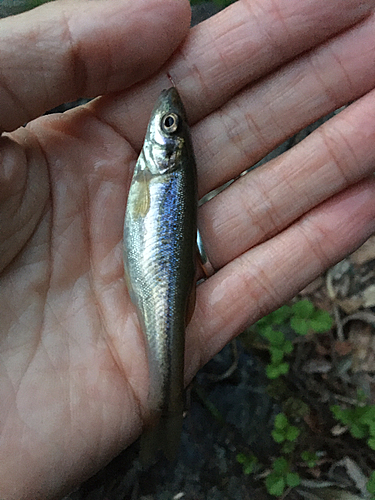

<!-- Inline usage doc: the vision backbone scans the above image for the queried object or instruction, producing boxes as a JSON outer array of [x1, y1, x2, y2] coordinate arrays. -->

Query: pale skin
[[1, 0, 375, 497]]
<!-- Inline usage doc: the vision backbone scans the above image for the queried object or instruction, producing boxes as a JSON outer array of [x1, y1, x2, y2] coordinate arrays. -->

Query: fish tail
[[140, 410, 184, 466]]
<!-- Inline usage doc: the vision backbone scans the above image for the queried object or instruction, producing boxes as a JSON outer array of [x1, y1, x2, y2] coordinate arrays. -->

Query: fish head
[[143, 87, 193, 176]]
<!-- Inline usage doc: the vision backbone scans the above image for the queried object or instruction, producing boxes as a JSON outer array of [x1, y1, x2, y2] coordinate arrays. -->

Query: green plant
[[237, 410, 320, 496], [237, 301, 333, 496], [331, 403, 375, 496], [262, 328, 292, 379], [255, 300, 333, 380], [301, 450, 319, 468], [236, 452, 259, 475], [331, 403, 375, 449], [283, 397, 309, 418], [290, 300, 332, 335], [265, 457, 300, 496], [272, 413, 300, 454], [367, 471, 375, 497]]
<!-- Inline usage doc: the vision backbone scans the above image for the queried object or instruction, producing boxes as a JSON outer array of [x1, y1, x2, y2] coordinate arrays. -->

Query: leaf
[[367, 438, 375, 450], [333, 341, 353, 356], [363, 284, 375, 308], [243, 464, 253, 474], [349, 423, 367, 439], [331, 405, 351, 425], [273, 457, 289, 473], [236, 453, 258, 474], [236, 453, 247, 464], [351, 235, 375, 264], [310, 309, 333, 332], [269, 330, 285, 347], [259, 325, 274, 339], [284, 397, 309, 418], [286, 425, 300, 442], [367, 471, 375, 494], [286, 472, 300, 487], [361, 406, 375, 424], [274, 413, 288, 429], [301, 451, 311, 461], [267, 361, 289, 379], [266, 474, 285, 496], [270, 347, 284, 364], [282, 441, 296, 454], [301, 451, 318, 467], [256, 317, 269, 330], [278, 362, 290, 375], [290, 317, 309, 335], [266, 364, 281, 379], [283, 340, 294, 354], [271, 305, 292, 324], [292, 299, 315, 319], [353, 406, 368, 419], [272, 430, 285, 443], [349, 322, 375, 373]]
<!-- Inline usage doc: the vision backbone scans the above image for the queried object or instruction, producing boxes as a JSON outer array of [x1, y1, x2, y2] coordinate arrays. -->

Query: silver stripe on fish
[[123, 87, 197, 463]]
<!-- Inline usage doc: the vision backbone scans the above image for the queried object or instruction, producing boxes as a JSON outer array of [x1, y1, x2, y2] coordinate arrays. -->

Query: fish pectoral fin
[[140, 410, 184, 466], [132, 168, 151, 218]]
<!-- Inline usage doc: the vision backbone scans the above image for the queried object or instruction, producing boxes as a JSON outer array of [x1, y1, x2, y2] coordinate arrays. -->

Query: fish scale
[[123, 87, 197, 463]]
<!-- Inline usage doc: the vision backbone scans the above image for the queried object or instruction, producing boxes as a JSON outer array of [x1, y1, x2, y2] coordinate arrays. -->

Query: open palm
[[2, 0, 375, 498]]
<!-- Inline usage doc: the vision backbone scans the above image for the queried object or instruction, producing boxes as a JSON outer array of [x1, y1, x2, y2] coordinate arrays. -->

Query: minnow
[[123, 87, 197, 462]]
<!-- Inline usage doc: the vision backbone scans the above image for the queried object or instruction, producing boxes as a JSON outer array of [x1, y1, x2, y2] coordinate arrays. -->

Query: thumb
[[0, 0, 191, 133]]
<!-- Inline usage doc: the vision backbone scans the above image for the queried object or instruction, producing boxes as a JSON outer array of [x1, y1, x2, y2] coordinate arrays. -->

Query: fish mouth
[[160, 87, 182, 105], [154, 87, 188, 122]]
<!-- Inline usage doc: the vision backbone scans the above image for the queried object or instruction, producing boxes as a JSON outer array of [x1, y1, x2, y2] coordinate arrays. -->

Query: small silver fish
[[123, 88, 197, 462]]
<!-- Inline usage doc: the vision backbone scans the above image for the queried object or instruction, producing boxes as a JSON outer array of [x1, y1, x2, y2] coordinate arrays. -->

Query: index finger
[[94, 0, 374, 149], [0, 0, 191, 133]]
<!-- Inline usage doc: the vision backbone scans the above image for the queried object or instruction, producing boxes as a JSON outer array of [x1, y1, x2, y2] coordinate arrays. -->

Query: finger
[[0, 0, 191, 132], [93, 0, 374, 149], [0, 129, 49, 272], [198, 89, 375, 271], [186, 178, 375, 379], [194, 9, 375, 195]]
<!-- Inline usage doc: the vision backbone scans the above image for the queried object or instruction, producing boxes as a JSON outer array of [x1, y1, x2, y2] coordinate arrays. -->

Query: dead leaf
[[342, 311, 375, 326], [308, 467, 322, 479], [304, 411, 323, 434], [303, 359, 332, 374], [363, 284, 375, 308], [333, 341, 353, 356], [300, 277, 325, 295], [332, 457, 369, 497], [335, 297, 364, 314], [297, 487, 367, 500], [331, 424, 347, 437], [349, 323, 375, 372], [315, 343, 330, 356], [330, 260, 352, 281], [351, 235, 375, 265]]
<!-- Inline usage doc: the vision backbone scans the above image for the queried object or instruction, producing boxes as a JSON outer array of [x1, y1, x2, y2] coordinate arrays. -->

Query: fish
[[123, 87, 197, 462]]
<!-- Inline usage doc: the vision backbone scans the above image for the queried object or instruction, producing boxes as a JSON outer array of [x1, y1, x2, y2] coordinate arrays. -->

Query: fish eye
[[161, 113, 179, 134]]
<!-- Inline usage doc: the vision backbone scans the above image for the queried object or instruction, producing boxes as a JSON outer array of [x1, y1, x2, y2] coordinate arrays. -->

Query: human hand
[[1, 0, 375, 498]]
